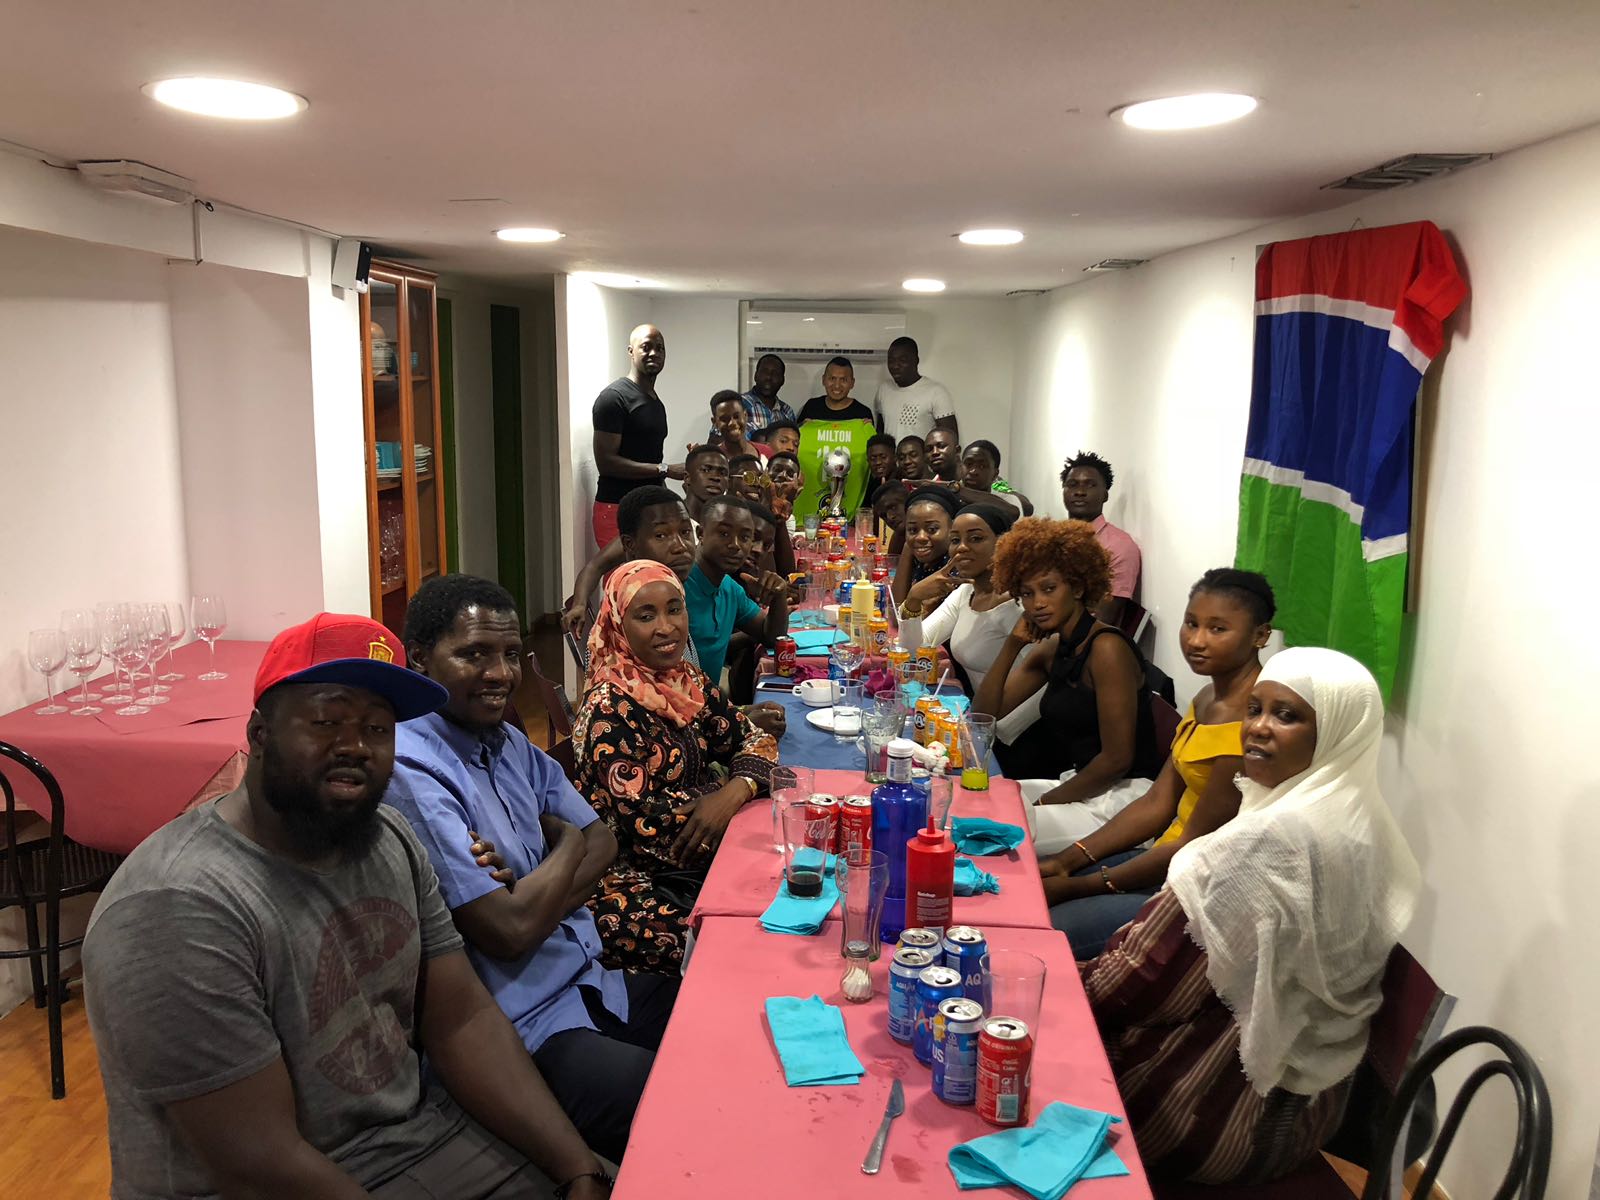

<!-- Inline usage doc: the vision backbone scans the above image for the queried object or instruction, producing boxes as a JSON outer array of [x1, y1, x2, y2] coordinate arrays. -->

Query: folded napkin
[[760, 864, 840, 934], [948, 1101, 1129, 1199], [764, 995, 865, 1086], [792, 628, 848, 653], [951, 817, 1026, 856], [954, 856, 1001, 896]]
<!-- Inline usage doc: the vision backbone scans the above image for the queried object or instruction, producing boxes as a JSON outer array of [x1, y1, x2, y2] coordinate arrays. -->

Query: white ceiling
[[4, 0, 1600, 297]]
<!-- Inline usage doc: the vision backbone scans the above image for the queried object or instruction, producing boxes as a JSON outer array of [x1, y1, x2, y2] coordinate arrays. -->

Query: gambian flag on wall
[[1236, 221, 1466, 697]]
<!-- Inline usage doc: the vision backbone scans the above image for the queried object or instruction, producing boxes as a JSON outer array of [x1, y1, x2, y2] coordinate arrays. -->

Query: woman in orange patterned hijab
[[585, 559, 704, 726]]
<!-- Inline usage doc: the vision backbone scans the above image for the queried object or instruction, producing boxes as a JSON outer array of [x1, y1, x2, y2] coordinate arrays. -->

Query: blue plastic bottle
[[872, 738, 928, 944]]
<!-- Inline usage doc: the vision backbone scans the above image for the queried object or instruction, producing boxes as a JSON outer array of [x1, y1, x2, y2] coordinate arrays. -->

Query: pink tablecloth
[[616, 916, 1151, 1199], [691, 769, 1049, 932], [0, 640, 266, 854]]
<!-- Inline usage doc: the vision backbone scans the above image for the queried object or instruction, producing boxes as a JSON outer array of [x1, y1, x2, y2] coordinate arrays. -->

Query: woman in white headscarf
[[1079, 648, 1421, 1184]]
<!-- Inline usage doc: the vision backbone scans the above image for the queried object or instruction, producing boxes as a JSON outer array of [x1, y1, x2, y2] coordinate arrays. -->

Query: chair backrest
[[1150, 692, 1182, 755], [1360, 1026, 1551, 1200], [526, 651, 575, 742], [0, 741, 67, 906], [1118, 599, 1152, 644]]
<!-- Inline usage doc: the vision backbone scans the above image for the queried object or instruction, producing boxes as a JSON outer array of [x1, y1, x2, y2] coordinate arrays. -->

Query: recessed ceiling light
[[1114, 92, 1257, 130], [572, 270, 661, 289], [495, 227, 563, 243], [903, 278, 946, 293], [957, 229, 1024, 246], [802, 316, 816, 322], [143, 77, 307, 120], [746, 318, 763, 325]]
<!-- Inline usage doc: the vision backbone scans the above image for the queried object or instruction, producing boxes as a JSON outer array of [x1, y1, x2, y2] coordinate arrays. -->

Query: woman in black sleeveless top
[[973, 519, 1162, 787]]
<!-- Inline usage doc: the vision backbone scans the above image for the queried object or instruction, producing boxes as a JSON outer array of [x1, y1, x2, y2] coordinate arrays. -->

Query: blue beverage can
[[942, 925, 989, 1003], [932, 997, 984, 1105], [913, 965, 963, 1065], [888, 948, 935, 1043], [836, 580, 856, 608]]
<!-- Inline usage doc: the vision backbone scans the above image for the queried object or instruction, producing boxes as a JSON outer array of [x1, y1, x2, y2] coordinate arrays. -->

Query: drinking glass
[[803, 514, 820, 541], [838, 850, 889, 961], [780, 802, 831, 899], [95, 602, 132, 694], [191, 594, 228, 680], [922, 774, 954, 832], [135, 608, 171, 704], [986, 948, 1048, 1035], [862, 689, 905, 782], [158, 600, 187, 681], [27, 629, 68, 715], [958, 714, 996, 791], [106, 619, 151, 716], [831, 680, 864, 743], [829, 640, 864, 681], [770, 766, 815, 853], [61, 609, 102, 701]]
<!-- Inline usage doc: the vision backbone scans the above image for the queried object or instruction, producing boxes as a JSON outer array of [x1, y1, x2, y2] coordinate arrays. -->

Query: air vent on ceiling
[[1323, 152, 1492, 191], [1083, 258, 1148, 273]]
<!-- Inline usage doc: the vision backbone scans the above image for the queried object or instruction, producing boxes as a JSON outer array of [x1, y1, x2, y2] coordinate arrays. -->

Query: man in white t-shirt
[[874, 336, 958, 443]]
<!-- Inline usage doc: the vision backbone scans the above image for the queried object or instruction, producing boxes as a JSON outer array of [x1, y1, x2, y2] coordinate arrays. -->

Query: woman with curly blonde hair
[[973, 517, 1162, 856]]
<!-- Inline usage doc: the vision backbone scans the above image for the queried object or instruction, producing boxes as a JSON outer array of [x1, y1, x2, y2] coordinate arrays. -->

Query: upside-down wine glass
[[27, 629, 68, 715], [191, 594, 228, 680]]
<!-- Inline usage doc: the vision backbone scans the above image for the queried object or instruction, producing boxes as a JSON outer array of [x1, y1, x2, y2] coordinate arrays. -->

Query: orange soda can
[[869, 617, 891, 656], [863, 534, 881, 556], [914, 696, 940, 746], [934, 712, 964, 772], [916, 646, 940, 686]]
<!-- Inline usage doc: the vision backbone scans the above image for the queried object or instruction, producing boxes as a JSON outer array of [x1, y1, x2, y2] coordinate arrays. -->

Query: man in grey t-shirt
[[83, 614, 614, 1200]]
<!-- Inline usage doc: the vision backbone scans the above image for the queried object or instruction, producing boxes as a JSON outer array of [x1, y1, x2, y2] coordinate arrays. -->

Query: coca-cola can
[[804, 794, 840, 853], [839, 795, 872, 861], [775, 635, 798, 678], [976, 1017, 1033, 1127]]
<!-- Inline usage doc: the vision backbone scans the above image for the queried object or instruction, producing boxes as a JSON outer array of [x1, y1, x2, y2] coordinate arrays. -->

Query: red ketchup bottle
[[905, 815, 955, 932]]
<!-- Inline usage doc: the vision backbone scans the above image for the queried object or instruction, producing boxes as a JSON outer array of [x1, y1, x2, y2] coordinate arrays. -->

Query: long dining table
[[0, 640, 265, 854], [614, 664, 1153, 1199]]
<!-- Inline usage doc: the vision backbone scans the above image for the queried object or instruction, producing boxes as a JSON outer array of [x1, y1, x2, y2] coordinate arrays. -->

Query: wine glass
[[106, 618, 151, 717], [95, 602, 132, 694], [61, 609, 103, 702], [829, 640, 865, 682], [191, 594, 228, 680], [135, 608, 171, 705], [27, 629, 69, 715], [158, 600, 187, 682], [65, 635, 103, 716]]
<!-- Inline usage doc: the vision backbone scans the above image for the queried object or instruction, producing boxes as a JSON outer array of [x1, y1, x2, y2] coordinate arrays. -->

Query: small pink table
[[692, 769, 1048, 931], [0, 640, 265, 854], [616, 916, 1151, 1199]]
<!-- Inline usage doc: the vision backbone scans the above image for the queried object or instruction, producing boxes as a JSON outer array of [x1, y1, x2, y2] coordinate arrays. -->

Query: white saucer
[[805, 706, 863, 735]]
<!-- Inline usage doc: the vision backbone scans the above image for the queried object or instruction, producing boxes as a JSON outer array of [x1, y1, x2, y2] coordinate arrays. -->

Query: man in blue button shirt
[[387, 574, 678, 1163], [683, 496, 789, 683]]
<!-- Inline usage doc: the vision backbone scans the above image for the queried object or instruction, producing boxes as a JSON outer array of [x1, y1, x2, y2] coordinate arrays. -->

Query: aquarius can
[[977, 1018, 1034, 1126], [913, 965, 963, 1065], [941, 926, 988, 1003], [803, 794, 840, 853], [839, 795, 872, 861], [896, 927, 942, 954], [887, 947, 936, 1043], [932, 997, 984, 1106]]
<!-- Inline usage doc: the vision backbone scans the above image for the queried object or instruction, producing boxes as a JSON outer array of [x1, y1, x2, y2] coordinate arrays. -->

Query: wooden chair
[[0, 740, 124, 1098], [526, 651, 577, 781], [1152, 944, 1455, 1200]]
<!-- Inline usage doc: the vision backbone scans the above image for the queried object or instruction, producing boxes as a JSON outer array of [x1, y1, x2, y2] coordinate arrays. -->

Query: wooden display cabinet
[[360, 261, 447, 635]]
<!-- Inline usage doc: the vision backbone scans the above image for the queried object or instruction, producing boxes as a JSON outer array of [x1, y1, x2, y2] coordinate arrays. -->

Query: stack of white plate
[[414, 444, 433, 477]]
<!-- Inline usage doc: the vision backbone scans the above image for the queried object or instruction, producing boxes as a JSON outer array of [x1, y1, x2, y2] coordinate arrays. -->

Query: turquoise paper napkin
[[792, 628, 848, 653], [764, 995, 865, 1086], [760, 865, 840, 934], [948, 1101, 1129, 1199], [951, 817, 1026, 856], [954, 856, 1000, 895]]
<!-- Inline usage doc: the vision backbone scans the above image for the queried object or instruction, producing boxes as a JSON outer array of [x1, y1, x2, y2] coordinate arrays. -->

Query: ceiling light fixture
[[746, 318, 763, 325], [496, 227, 564, 243], [1114, 92, 1257, 131], [957, 228, 1024, 246], [572, 270, 660, 289], [903, 278, 946, 293], [143, 77, 307, 120]]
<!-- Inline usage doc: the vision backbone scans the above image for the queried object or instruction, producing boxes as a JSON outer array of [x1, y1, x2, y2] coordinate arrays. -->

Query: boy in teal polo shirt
[[684, 497, 789, 682]]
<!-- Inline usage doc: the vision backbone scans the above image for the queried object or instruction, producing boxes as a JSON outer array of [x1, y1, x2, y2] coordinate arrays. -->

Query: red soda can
[[804, 794, 840, 853], [839, 795, 872, 861], [775, 635, 798, 678], [977, 1018, 1033, 1127]]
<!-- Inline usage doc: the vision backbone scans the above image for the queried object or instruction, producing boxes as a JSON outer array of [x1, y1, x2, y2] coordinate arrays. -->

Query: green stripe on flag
[[1236, 473, 1406, 698]]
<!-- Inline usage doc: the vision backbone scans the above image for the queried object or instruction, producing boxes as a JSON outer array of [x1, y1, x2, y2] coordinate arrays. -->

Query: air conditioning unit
[[743, 309, 907, 362], [76, 160, 195, 205]]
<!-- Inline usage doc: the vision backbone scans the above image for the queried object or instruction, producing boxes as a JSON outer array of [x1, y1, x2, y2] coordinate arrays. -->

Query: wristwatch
[[554, 1169, 615, 1199]]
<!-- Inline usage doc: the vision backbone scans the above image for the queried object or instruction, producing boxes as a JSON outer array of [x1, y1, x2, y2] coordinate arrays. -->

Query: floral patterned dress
[[575, 678, 778, 973]]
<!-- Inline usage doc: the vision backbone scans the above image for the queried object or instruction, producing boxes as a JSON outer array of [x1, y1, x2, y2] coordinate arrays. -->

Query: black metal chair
[[1359, 1026, 1551, 1200], [0, 740, 124, 1098]]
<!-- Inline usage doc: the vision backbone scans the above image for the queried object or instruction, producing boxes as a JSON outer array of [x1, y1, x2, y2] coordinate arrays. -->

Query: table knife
[[861, 1078, 906, 1175]]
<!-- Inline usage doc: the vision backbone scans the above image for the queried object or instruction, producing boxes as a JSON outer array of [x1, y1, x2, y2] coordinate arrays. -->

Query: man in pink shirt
[[1061, 450, 1141, 626]]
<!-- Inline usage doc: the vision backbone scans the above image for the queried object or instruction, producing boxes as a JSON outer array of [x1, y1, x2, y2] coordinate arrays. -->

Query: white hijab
[[1167, 647, 1421, 1097]]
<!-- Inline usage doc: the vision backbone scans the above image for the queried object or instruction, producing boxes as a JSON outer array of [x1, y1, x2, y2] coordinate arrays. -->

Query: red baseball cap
[[252, 613, 448, 721]]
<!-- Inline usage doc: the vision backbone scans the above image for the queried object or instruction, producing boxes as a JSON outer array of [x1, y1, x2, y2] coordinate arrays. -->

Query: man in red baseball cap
[[83, 613, 614, 1200]]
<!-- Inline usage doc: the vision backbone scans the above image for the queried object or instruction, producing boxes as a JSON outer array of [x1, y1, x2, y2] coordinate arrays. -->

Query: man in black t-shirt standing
[[591, 323, 686, 547]]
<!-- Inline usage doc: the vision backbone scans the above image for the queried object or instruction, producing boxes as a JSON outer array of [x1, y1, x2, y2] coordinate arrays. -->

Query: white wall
[[647, 295, 741, 453], [1008, 123, 1600, 1198]]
